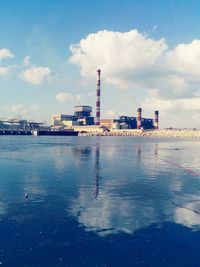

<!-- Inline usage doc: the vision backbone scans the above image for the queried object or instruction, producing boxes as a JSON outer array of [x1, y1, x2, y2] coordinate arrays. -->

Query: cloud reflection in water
[[69, 141, 200, 236]]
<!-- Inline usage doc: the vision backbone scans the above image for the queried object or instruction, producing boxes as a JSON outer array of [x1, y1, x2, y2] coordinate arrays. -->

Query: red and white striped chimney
[[154, 111, 159, 129], [137, 108, 142, 129], [95, 69, 101, 126]]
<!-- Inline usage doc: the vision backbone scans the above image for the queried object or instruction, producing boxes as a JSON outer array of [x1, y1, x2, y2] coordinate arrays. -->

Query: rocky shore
[[78, 129, 200, 138]]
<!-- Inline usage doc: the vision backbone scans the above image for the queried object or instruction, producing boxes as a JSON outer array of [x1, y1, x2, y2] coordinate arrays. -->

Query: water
[[0, 136, 200, 267]]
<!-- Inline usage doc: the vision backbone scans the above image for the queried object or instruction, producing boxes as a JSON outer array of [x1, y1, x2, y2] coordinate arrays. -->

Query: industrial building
[[0, 118, 45, 131], [52, 105, 94, 128], [52, 114, 78, 127], [74, 105, 94, 125], [52, 69, 159, 131], [100, 110, 156, 130]]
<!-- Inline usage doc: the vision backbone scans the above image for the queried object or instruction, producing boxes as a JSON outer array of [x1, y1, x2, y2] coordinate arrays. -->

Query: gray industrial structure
[[52, 70, 159, 130], [52, 105, 94, 127], [100, 111, 156, 130], [0, 118, 45, 131]]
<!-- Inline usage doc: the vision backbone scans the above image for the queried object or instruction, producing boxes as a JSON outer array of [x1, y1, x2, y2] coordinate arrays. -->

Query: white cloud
[[56, 92, 73, 102], [87, 91, 95, 97], [19, 66, 51, 85], [0, 67, 10, 76], [0, 48, 14, 60], [69, 29, 167, 88], [107, 109, 119, 118], [30, 104, 39, 112], [69, 29, 200, 102], [142, 97, 200, 110], [23, 56, 31, 66], [75, 94, 82, 101], [56, 92, 82, 103], [192, 113, 200, 120], [2, 104, 41, 119], [10, 104, 27, 114]]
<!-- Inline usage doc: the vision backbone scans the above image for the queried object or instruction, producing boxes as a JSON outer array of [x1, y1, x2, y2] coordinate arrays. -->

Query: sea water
[[0, 136, 200, 267]]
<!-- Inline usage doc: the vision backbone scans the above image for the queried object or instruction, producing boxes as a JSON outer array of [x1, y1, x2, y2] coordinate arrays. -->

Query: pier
[[0, 130, 79, 136]]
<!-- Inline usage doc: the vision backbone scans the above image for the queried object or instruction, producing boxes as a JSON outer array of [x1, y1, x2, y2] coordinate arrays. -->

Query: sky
[[0, 0, 200, 128]]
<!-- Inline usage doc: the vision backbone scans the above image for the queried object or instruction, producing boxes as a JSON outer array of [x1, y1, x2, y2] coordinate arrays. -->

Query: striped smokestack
[[137, 108, 142, 129], [154, 110, 159, 130], [95, 69, 101, 126]]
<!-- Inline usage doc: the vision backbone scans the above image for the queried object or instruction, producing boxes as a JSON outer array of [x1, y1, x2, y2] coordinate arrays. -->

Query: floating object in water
[[24, 193, 29, 199]]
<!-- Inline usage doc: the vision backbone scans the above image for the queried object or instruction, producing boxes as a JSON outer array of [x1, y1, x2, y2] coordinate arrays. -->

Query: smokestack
[[154, 111, 159, 130], [137, 108, 142, 129], [95, 69, 101, 126]]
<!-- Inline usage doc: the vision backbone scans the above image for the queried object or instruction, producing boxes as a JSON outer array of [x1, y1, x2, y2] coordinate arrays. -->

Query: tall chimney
[[95, 69, 101, 126], [154, 111, 159, 130], [137, 108, 142, 129]]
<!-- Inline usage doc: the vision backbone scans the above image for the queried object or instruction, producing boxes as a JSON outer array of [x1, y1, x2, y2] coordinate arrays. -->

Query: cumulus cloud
[[19, 66, 51, 85], [142, 97, 200, 110], [2, 103, 40, 118], [75, 94, 82, 101], [56, 92, 73, 102], [30, 104, 39, 112], [56, 92, 82, 103], [0, 67, 10, 76], [69, 29, 200, 103], [0, 48, 14, 60], [107, 109, 120, 118], [10, 104, 27, 114], [69, 29, 167, 88]]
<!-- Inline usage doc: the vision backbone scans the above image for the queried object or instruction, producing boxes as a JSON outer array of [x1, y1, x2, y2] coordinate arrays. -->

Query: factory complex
[[51, 69, 159, 132], [52, 105, 159, 131]]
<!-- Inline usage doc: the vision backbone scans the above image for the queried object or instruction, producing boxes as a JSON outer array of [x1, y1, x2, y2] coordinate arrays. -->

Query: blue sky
[[0, 0, 200, 127]]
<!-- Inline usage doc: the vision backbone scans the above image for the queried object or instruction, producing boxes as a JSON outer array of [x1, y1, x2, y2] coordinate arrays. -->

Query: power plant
[[51, 69, 159, 131]]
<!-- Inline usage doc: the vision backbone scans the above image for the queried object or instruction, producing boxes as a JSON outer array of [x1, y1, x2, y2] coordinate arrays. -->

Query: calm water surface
[[0, 136, 200, 267]]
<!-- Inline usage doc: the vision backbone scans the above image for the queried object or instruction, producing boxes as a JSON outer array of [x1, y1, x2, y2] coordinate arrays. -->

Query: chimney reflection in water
[[94, 146, 100, 199]]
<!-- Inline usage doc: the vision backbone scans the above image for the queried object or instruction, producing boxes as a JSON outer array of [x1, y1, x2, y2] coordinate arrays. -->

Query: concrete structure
[[62, 120, 80, 127], [154, 111, 159, 129], [100, 119, 116, 129], [52, 114, 77, 126], [95, 69, 101, 126], [52, 105, 94, 127], [72, 125, 105, 133]]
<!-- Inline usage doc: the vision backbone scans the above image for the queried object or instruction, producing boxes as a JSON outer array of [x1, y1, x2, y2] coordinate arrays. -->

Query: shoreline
[[78, 129, 200, 138]]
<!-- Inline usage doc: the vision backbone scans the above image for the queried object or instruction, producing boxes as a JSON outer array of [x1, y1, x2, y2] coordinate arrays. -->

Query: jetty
[[78, 129, 200, 138]]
